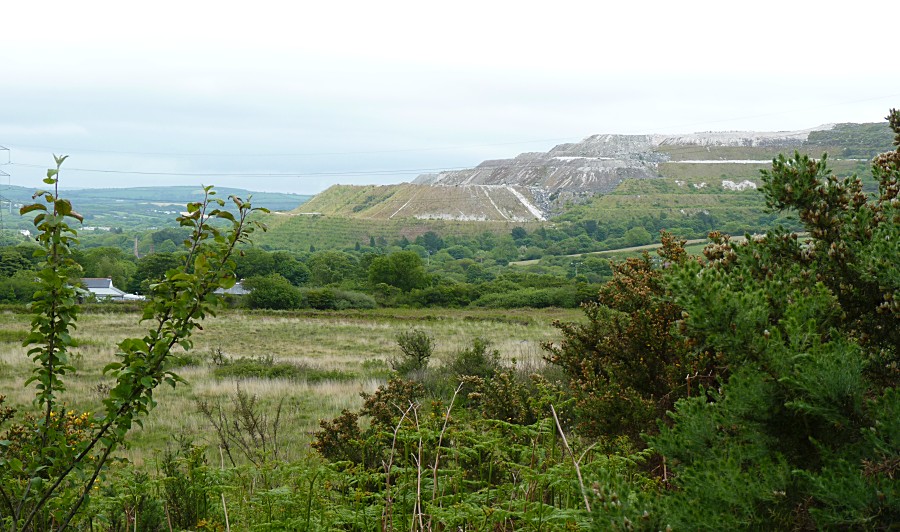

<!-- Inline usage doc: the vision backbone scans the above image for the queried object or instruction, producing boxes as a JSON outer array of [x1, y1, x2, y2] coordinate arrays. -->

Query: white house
[[81, 278, 127, 301]]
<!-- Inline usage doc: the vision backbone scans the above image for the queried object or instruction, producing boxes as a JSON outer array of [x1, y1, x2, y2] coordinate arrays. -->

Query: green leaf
[[56, 199, 72, 216], [20, 203, 47, 215]]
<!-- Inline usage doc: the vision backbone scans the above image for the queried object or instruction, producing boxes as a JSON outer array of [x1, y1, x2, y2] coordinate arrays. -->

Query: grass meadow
[[0, 306, 579, 466]]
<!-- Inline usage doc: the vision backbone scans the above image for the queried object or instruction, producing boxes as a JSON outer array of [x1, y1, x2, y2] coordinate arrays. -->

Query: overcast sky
[[2, 1, 898, 194]]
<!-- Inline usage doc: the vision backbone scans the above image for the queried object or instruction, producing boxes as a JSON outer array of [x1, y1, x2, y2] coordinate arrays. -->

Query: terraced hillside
[[295, 183, 547, 221], [254, 122, 891, 250], [415, 122, 892, 214]]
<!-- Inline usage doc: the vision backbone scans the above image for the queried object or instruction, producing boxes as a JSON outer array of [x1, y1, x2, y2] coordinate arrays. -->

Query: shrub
[[311, 378, 425, 469], [390, 329, 433, 375], [302, 287, 336, 309], [544, 234, 692, 442], [465, 372, 541, 425], [197, 387, 286, 467], [159, 440, 216, 530], [301, 287, 376, 310], [447, 337, 500, 380], [407, 282, 478, 307], [243, 273, 302, 310], [331, 289, 377, 309]]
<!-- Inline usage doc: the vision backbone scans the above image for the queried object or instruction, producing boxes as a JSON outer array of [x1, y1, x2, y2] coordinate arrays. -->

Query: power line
[[7, 162, 473, 178], [4, 137, 582, 159]]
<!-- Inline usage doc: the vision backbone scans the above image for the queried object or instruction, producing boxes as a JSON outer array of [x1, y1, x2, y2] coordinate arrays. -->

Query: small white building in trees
[[81, 278, 129, 301]]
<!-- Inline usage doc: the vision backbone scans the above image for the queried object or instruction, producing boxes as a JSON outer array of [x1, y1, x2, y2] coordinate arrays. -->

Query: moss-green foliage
[[446, 337, 500, 380], [0, 270, 38, 304], [241, 275, 376, 310]]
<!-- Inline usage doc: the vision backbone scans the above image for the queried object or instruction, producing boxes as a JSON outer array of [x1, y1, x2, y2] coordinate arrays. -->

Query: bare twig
[[431, 384, 462, 503], [382, 403, 413, 531], [221, 494, 231, 532], [165, 502, 173, 532], [410, 407, 425, 532], [550, 404, 591, 513]]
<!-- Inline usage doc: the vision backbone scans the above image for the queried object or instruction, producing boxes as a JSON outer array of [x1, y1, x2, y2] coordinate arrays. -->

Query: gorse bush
[[544, 232, 694, 443], [159, 440, 216, 530], [647, 109, 900, 529]]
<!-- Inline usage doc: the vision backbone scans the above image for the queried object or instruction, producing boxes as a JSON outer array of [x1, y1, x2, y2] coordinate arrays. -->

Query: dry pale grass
[[0, 307, 578, 465]]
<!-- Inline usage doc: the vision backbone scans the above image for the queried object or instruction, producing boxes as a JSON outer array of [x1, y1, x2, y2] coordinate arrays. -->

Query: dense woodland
[[0, 111, 898, 530]]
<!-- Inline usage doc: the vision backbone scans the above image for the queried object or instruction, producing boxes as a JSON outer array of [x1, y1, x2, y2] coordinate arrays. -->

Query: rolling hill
[[0, 185, 310, 233]]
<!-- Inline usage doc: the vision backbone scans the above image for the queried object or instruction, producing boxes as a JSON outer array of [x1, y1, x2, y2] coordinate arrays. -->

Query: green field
[[0, 306, 577, 465]]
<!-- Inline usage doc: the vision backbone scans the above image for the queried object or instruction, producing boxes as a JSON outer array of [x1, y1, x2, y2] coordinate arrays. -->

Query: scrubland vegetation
[[0, 111, 898, 530]]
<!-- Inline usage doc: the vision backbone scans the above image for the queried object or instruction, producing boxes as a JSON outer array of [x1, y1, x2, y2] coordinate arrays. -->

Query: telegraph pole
[[0, 146, 10, 233]]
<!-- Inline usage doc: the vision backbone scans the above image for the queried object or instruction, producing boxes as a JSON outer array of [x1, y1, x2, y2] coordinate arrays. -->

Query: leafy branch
[[1, 156, 267, 532]]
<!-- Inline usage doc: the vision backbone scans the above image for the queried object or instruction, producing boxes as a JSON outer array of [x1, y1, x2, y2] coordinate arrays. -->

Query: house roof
[[81, 278, 126, 298], [214, 281, 251, 296], [83, 278, 115, 289]]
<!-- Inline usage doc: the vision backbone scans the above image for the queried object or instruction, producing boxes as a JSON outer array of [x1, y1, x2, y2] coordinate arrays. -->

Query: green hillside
[[0, 185, 309, 233], [255, 211, 528, 251]]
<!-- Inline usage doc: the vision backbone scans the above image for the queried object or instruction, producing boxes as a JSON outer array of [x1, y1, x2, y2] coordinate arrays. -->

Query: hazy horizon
[[3, 1, 898, 194]]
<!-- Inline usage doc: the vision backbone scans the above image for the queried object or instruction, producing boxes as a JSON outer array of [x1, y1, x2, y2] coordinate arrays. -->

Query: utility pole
[[0, 146, 10, 234]]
